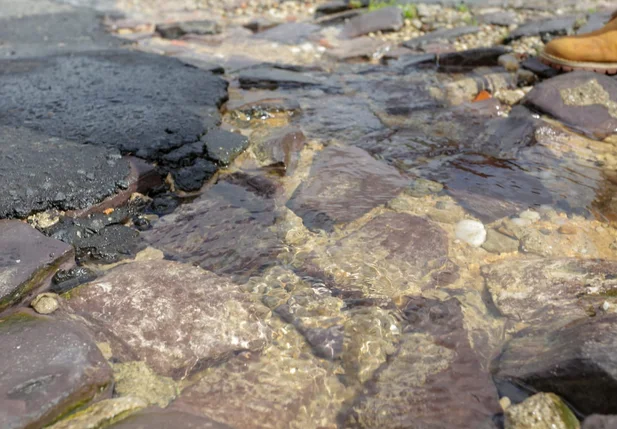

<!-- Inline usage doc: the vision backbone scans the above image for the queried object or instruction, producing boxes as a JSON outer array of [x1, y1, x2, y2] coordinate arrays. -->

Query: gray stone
[[0, 51, 228, 161], [326, 36, 385, 61], [583, 415, 617, 429], [299, 95, 384, 144], [0, 1, 122, 58], [108, 409, 234, 429], [44, 212, 145, 265], [438, 46, 510, 71], [0, 126, 130, 219], [243, 17, 280, 33], [493, 314, 617, 416], [523, 71, 617, 139], [521, 57, 559, 79], [156, 20, 221, 39], [479, 11, 517, 26], [577, 11, 612, 34], [172, 158, 218, 192], [254, 22, 321, 45], [315, 0, 350, 17], [482, 229, 519, 254], [145, 174, 283, 280], [286, 145, 407, 232], [341, 7, 403, 38], [66, 260, 271, 379], [315, 9, 364, 26], [0, 220, 73, 313], [403, 26, 480, 50], [202, 129, 250, 166], [0, 312, 112, 429], [239, 67, 322, 90], [505, 16, 578, 43]]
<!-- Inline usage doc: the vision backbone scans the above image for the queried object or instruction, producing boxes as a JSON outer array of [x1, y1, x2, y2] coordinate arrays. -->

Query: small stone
[[511, 217, 532, 227], [519, 209, 541, 222], [517, 69, 538, 86], [558, 225, 578, 235], [500, 396, 512, 411], [499, 54, 519, 72], [202, 129, 249, 167], [31, 293, 59, 314], [482, 229, 519, 254], [455, 219, 487, 247], [603, 301, 611, 312], [505, 393, 579, 429]]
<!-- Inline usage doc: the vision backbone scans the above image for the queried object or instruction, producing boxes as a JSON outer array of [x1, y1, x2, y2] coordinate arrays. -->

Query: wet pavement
[[3, 0, 617, 428]]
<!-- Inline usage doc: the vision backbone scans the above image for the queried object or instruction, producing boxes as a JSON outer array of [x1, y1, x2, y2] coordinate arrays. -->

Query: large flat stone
[[0, 51, 228, 161], [144, 174, 283, 281], [0, 220, 73, 313], [345, 297, 501, 428], [307, 213, 455, 298], [403, 26, 479, 50], [108, 409, 233, 429], [505, 16, 577, 43], [341, 7, 403, 39], [523, 71, 617, 139], [286, 145, 408, 232], [0, 312, 112, 429], [253, 22, 321, 45], [493, 314, 617, 416], [0, 126, 130, 219], [482, 258, 617, 329], [66, 260, 271, 379], [173, 346, 347, 429], [0, 1, 122, 58]]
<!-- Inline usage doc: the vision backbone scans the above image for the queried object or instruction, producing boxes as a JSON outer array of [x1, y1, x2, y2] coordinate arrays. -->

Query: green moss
[[456, 3, 469, 13], [366, 0, 417, 20], [349, 0, 363, 8], [553, 394, 580, 429]]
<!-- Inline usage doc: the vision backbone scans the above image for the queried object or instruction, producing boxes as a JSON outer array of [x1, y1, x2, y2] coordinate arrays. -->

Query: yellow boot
[[540, 11, 617, 74]]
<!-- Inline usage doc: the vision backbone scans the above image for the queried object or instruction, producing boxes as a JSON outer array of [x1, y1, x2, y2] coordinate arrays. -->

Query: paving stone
[[251, 126, 306, 174], [523, 71, 617, 139], [253, 22, 321, 45], [286, 145, 407, 232], [0, 312, 112, 429], [202, 129, 250, 166], [238, 67, 323, 90], [482, 258, 617, 328], [145, 173, 283, 280], [66, 260, 271, 379], [345, 297, 501, 429], [0, 1, 122, 58], [505, 16, 578, 43], [0, 220, 73, 313], [156, 20, 221, 39], [403, 26, 480, 50], [0, 126, 130, 219], [341, 7, 403, 38], [493, 314, 617, 416], [0, 51, 228, 161], [479, 11, 517, 26], [108, 409, 234, 429]]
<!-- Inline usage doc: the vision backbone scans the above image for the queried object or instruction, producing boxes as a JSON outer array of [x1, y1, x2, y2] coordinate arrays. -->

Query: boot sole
[[539, 52, 617, 75]]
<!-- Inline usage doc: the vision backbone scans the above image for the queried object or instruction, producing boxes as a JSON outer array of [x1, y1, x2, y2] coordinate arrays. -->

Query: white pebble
[[603, 301, 611, 311], [511, 217, 532, 227], [519, 210, 540, 222], [455, 220, 487, 247]]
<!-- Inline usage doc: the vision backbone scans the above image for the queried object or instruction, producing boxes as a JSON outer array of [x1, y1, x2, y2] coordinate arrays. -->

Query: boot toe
[[543, 37, 574, 60]]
